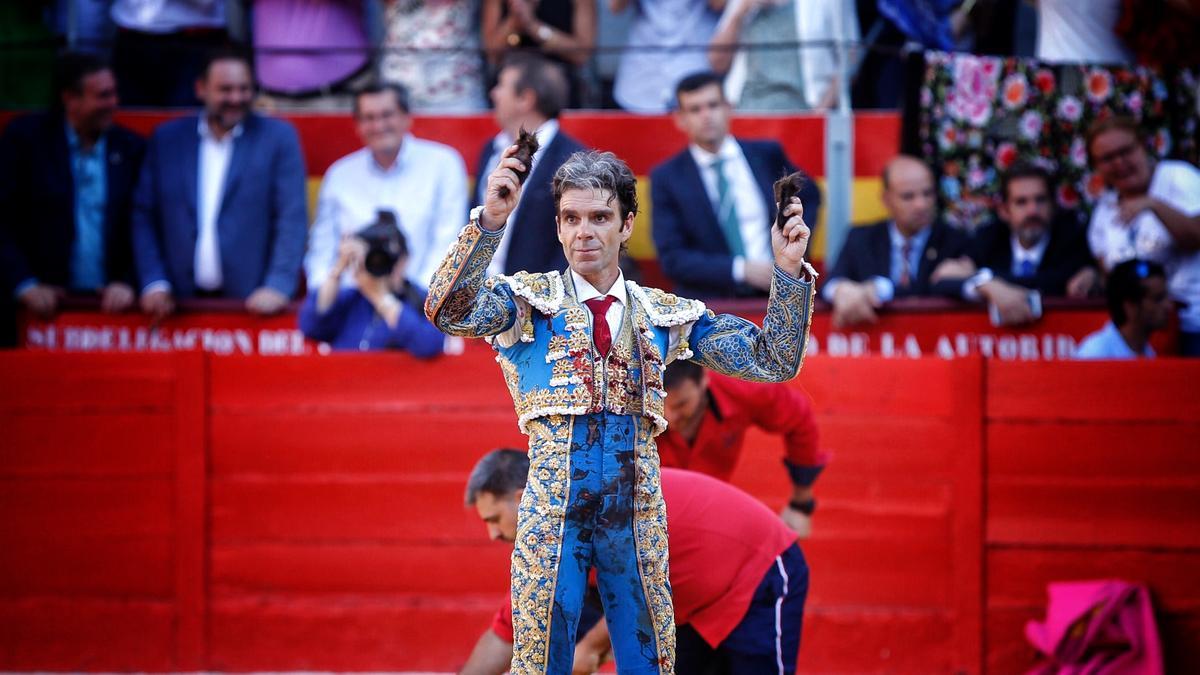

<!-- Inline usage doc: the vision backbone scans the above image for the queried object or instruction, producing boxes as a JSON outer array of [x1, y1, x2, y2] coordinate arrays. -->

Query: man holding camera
[[304, 82, 468, 291], [298, 216, 445, 355], [425, 146, 816, 673]]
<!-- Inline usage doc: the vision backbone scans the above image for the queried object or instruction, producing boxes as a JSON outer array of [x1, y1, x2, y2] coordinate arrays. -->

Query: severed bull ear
[[773, 171, 808, 229], [497, 127, 541, 199]]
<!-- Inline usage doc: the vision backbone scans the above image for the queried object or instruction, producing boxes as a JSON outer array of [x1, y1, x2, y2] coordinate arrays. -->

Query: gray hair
[[464, 448, 530, 505], [552, 151, 639, 221]]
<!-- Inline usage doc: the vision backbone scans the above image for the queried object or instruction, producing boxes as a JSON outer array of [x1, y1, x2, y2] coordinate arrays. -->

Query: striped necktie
[[899, 239, 913, 288], [712, 157, 746, 257]]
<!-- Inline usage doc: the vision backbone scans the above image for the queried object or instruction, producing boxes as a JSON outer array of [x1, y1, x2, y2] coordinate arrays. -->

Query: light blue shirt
[[66, 123, 108, 291], [613, 0, 720, 112], [1074, 321, 1155, 359]]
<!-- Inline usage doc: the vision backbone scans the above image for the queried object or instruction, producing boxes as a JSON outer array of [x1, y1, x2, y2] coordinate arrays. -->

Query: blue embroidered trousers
[[511, 412, 672, 674]]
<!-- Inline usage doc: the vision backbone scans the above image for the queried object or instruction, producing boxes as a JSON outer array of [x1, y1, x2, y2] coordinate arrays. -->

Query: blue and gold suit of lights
[[425, 215, 817, 674]]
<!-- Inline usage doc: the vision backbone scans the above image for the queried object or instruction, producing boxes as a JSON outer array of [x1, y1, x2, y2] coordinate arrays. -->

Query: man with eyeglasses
[[304, 82, 468, 292], [1086, 116, 1200, 356]]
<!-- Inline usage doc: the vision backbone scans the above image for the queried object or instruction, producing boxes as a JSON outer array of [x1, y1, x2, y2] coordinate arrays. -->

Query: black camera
[[356, 210, 408, 277]]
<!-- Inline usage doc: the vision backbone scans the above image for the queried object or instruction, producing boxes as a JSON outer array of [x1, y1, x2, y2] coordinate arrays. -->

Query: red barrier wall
[[1, 352, 1198, 673]]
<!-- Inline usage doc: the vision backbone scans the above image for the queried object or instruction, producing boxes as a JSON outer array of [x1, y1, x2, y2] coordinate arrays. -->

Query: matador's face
[[556, 188, 633, 281]]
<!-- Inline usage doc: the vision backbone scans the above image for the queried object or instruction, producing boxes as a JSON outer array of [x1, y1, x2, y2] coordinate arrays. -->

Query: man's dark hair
[[1000, 161, 1054, 202], [465, 448, 530, 505], [1106, 259, 1166, 326], [353, 81, 411, 116], [501, 51, 568, 121], [553, 151, 639, 221], [54, 51, 110, 98], [200, 44, 254, 81], [664, 360, 704, 389], [674, 71, 724, 107]]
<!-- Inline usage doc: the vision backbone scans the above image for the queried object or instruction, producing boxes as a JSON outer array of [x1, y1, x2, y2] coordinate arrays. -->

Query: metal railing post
[[822, 1, 856, 271]]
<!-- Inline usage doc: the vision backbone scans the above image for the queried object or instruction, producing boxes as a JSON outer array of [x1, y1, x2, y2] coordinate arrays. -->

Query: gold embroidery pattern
[[632, 429, 675, 674], [690, 269, 816, 382], [510, 415, 571, 673], [425, 222, 492, 324], [424, 221, 519, 338]]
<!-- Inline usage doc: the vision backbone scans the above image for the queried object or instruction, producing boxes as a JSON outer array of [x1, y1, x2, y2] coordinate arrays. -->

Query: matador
[[425, 148, 816, 673]]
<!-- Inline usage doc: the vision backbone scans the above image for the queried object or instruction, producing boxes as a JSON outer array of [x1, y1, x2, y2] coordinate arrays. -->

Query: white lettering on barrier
[[811, 331, 1080, 360], [26, 324, 308, 355], [28, 322, 1082, 359]]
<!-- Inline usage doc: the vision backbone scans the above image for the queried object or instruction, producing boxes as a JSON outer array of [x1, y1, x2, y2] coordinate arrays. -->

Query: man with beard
[[132, 46, 307, 318], [936, 162, 1100, 325], [0, 52, 145, 337]]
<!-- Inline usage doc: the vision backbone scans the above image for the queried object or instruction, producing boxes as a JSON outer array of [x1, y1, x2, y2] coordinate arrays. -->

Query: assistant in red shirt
[[461, 452, 809, 674], [659, 360, 827, 535]]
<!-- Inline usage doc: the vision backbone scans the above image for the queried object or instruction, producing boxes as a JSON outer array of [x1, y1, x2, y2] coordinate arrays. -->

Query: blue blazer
[[0, 112, 145, 292], [650, 138, 821, 298], [132, 113, 308, 299], [827, 219, 969, 298], [473, 130, 586, 275]]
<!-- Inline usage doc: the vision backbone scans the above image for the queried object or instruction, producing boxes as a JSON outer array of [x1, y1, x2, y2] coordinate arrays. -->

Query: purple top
[[253, 0, 369, 93]]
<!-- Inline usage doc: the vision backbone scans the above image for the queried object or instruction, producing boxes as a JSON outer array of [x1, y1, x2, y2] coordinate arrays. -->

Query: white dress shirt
[[1088, 160, 1200, 332], [492, 267, 689, 358], [195, 118, 241, 291], [572, 269, 628, 343], [688, 136, 771, 283], [305, 134, 469, 290], [483, 119, 560, 277]]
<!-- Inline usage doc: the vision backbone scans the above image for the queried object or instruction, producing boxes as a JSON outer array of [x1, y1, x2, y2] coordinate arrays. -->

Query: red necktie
[[584, 296, 616, 357]]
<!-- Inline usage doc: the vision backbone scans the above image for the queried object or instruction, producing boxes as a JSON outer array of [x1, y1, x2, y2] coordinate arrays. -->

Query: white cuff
[[731, 256, 745, 283], [963, 268, 994, 301], [142, 280, 172, 296], [870, 276, 895, 303]]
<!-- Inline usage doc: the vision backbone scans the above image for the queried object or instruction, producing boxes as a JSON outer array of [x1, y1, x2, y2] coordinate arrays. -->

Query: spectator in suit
[[0, 52, 145, 324], [299, 216, 445, 355], [1075, 259, 1171, 359], [937, 162, 1100, 326], [304, 82, 468, 291], [132, 47, 308, 318], [823, 155, 968, 327], [651, 71, 821, 298], [659, 360, 825, 537], [472, 52, 586, 276], [1085, 116, 1200, 356]]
